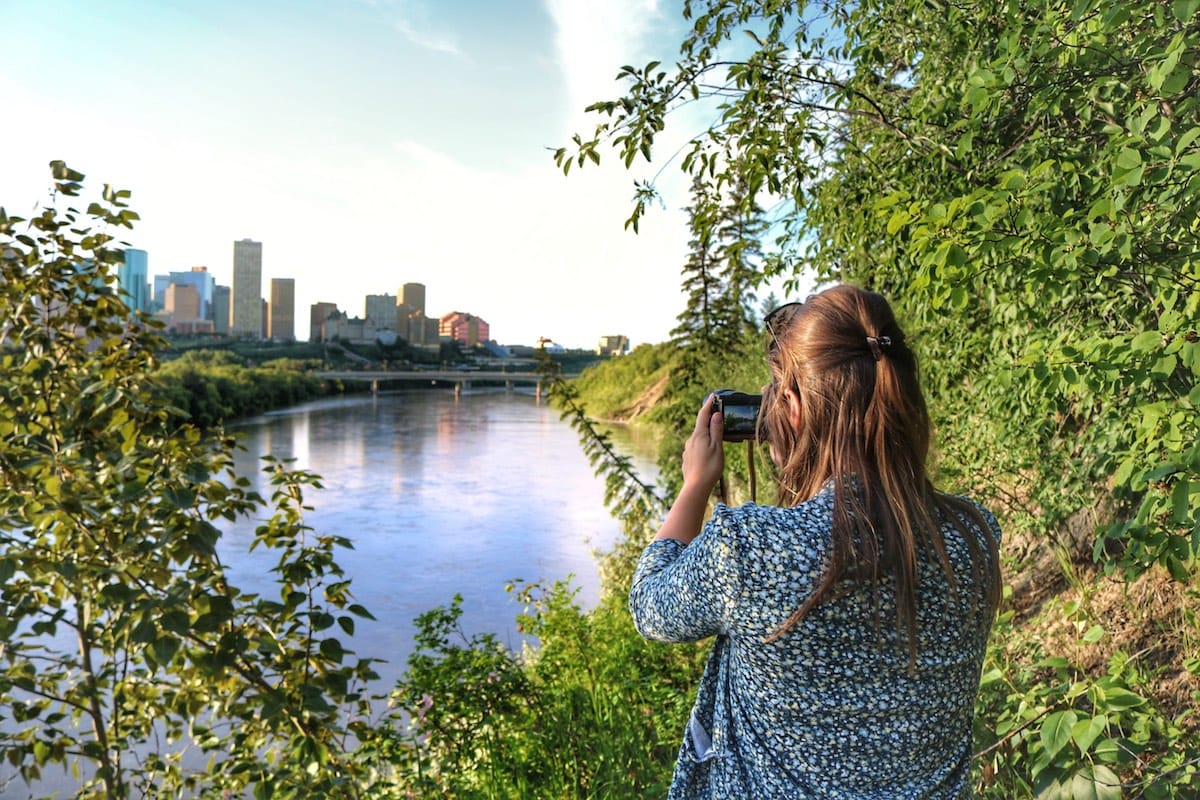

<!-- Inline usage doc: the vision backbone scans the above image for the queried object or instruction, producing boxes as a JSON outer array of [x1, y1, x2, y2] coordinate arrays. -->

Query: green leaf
[[1042, 710, 1079, 758], [1115, 148, 1142, 169], [1175, 0, 1200, 21], [1070, 765, 1123, 800], [1172, 479, 1192, 524], [1095, 686, 1145, 711], [1072, 716, 1107, 755], [1131, 331, 1161, 353]]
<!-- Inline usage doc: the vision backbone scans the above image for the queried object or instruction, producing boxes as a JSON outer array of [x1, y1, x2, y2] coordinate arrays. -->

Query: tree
[[0, 162, 377, 798], [558, 0, 1200, 795]]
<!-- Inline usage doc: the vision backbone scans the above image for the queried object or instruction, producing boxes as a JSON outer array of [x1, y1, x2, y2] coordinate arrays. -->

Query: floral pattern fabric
[[629, 486, 1001, 799]]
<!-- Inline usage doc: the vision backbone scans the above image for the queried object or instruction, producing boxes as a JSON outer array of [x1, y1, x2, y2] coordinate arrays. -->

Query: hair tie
[[866, 335, 892, 361]]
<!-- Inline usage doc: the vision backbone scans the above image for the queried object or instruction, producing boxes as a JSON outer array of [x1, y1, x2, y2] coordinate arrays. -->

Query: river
[[222, 387, 660, 691]]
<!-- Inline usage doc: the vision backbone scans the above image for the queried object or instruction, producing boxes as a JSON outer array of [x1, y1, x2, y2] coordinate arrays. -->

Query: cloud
[[353, 0, 462, 56], [392, 14, 462, 57], [543, 0, 664, 131]]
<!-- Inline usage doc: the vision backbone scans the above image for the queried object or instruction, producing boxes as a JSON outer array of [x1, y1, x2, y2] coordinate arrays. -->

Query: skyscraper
[[399, 282, 427, 344], [231, 239, 262, 338], [400, 282, 425, 315], [269, 278, 295, 341], [117, 248, 149, 313], [213, 285, 231, 335]]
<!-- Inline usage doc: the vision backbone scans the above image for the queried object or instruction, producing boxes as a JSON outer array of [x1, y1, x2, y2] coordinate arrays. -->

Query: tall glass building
[[117, 248, 149, 313]]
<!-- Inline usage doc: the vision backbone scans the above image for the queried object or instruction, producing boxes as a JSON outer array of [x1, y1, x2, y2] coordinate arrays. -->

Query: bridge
[[315, 369, 553, 397]]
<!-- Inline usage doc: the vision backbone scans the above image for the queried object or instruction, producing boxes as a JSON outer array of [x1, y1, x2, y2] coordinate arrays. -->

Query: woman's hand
[[653, 394, 725, 544], [681, 393, 725, 494]]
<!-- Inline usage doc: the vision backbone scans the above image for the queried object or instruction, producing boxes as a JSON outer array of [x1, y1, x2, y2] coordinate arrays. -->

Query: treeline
[[154, 349, 345, 427]]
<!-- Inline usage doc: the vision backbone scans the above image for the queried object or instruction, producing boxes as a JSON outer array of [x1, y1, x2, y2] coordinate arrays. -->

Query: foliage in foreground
[[0, 164, 378, 798]]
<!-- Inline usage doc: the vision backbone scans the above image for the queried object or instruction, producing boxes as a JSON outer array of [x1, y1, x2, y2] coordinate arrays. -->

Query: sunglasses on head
[[764, 301, 803, 347]]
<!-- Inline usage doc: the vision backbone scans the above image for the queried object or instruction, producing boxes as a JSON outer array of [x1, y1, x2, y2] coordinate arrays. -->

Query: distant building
[[154, 268, 215, 320], [213, 285, 230, 334], [406, 311, 439, 345], [231, 239, 262, 337], [269, 278, 295, 341], [597, 335, 630, 356], [365, 293, 398, 331], [397, 282, 436, 344], [537, 337, 565, 354], [260, 298, 269, 339], [165, 283, 201, 321], [159, 283, 213, 334], [322, 310, 377, 344], [117, 248, 149, 313], [400, 282, 426, 315], [310, 301, 338, 342], [439, 311, 489, 347]]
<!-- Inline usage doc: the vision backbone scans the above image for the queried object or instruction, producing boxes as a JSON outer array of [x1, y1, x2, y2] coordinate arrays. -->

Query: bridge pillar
[[371, 379, 378, 394], [505, 380, 513, 392], [535, 381, 542, 400]]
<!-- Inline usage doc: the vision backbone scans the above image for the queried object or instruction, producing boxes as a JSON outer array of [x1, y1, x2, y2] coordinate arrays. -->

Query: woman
[[629, 284, 1002, 799]]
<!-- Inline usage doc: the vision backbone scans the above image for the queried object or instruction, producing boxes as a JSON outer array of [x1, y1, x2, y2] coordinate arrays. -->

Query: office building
[[165, 284, 201, 320], [269, 278, 295, 341], [400, 282, 426, 315], [152, 269, 215, 319], [310, 302, 338, 342], [439, 311, 489, 347], [213, 285, 230, 335], [117, 248, 149, 313], [365, 293, 398, 331], [398, 283, 431, 344], [231, 239, 262, 337]]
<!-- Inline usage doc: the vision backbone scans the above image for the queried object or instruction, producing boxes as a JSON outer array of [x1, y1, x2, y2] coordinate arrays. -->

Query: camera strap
[[716, 440, 758, 506], [747, 440, 757, 504]]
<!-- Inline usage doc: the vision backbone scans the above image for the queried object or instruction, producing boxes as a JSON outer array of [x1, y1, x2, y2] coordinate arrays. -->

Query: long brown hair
[[760, 284, 1000, 656]]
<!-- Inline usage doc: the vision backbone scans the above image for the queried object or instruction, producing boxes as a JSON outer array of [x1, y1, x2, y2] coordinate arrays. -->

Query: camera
[[711, 389, 762, 442]]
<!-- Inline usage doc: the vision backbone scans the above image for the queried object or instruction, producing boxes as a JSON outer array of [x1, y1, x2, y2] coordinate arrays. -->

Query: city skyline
[[1, 1, 709, 350], [130, 244, 564, 349]]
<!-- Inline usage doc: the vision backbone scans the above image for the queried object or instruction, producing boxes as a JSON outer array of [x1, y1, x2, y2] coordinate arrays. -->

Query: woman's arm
[[629, 395, 738, 643], [654, 394, 724, 544]]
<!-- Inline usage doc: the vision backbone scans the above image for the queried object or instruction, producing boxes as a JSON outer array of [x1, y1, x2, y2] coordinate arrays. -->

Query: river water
[[0, 387, 661, 798], [221, 387, 660, 691]]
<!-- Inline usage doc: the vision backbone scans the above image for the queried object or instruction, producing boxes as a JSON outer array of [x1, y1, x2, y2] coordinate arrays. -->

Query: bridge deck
[[315, 370, 544, 383]]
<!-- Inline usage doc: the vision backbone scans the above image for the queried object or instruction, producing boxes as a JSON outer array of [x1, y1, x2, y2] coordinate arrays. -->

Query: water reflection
[[222, 389, 659, 692]]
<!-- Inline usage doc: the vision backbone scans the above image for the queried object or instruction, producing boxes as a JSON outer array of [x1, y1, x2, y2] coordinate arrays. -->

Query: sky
[[0, 0, 708, 348]]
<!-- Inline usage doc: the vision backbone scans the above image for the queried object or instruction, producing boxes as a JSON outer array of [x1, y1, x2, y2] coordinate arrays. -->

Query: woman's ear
[[783, 387, 803, 431]]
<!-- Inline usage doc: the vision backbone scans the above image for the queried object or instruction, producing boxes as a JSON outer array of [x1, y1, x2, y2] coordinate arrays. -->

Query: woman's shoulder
[[708, 491, 835, 546]]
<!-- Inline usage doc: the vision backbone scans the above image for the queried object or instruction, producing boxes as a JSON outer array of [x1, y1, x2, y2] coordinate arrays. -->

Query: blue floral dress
[[629, 485, 1001, 799]]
